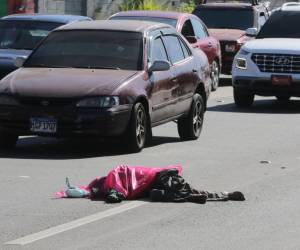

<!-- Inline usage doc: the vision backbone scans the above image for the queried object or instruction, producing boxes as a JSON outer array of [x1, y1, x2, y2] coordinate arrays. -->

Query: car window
[[179, 38, 191, 58], [191, 18, 208, 39], [257, 11, 300, 38], [162, 35, 185, 64], [151, 37, 168, 62], [0, 20, 63, 50], [193, 8, 254, 30], [181, 20, 195, 37], [25, 30, 144, 70]]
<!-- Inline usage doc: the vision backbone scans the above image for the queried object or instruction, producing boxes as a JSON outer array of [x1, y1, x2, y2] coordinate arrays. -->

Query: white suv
[[232, 2, 300, 107]]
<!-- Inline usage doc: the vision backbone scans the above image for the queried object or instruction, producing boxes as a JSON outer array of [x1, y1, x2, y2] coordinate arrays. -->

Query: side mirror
[[148, 60, 170, 73], [14, 56, 27, 68], [185, 36, 197, 44], [245, 27, 258, 37]]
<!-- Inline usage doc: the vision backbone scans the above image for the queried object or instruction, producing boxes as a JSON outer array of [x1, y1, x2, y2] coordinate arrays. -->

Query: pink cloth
[[55, 165, 182, 199]]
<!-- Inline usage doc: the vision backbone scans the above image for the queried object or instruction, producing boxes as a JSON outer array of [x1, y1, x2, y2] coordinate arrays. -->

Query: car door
[[162, 34, 195, 116], [190, 17, 217, 64], [148, 33, 178, 123]]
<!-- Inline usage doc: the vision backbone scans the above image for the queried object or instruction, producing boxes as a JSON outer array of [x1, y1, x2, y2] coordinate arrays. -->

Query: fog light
[[236, 58, 247, 70]]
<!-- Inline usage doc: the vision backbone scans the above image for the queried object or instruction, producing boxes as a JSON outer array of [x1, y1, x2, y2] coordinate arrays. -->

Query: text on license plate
[[30, 118, 57, 133]]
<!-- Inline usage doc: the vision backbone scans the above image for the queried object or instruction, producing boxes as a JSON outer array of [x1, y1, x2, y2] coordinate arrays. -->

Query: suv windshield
[[110, 16, 177, 27], [0, 20, 63, 50], [25, 30, 143, 70], [257, 11, 300, 38], [193, 8, 254, 30]]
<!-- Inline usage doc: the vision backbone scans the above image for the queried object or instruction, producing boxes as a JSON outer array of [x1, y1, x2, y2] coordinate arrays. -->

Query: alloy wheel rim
[[193, 101, 203, 136], [136, 107, 146, 147], [211, 61, 219, 88]]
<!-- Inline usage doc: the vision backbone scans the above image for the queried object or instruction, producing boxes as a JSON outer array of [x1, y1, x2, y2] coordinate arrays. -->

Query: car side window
[[151, 37, 168, 62], [162, 35, 185, 64], [181, 20, 195, 37], [179, 38, 191, 58], [191, 18, 208, 39]]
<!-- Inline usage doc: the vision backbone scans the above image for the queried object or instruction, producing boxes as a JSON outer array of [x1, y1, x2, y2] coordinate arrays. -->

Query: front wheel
[[234, 88, 254, 107], [124, 103, 148, 153], [0, 131, 18, 150], [211, 60, 220, 91], [178, 94, 204, 140]]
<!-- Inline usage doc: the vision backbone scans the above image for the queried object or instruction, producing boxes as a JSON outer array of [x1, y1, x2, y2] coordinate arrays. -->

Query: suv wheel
[[125, 102, 148, 153], [234, 88, 254, 107], [211, 60, 220, 91], [276, 96, 290, 102], [178, 93, 204, 140], [0, 131, 18, 150]]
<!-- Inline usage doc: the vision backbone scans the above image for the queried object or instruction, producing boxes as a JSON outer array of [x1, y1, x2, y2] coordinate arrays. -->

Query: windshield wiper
[[83, 66, 121, 70]]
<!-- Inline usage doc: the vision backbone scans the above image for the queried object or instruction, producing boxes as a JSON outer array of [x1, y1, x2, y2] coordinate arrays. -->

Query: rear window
[[110, 16, 178, 27], [25, 30, 143, 70], [193, 8, 254, 30], [0, 20, 63, 50], [257, 11, 300, 38]]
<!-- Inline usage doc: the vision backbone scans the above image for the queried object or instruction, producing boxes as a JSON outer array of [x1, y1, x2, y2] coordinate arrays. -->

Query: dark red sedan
[[110, 11, 221, 91]]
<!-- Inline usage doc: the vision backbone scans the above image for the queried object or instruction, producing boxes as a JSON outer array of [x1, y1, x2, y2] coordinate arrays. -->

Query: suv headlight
[[0, 95, 19, 106], [236, 58, 247, 70], [76, 96, 120, 108]]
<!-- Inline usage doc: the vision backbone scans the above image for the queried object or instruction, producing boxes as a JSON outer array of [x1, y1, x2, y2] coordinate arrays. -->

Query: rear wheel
[[211, 60, 220, 91], [178, 93, 204, 140], [234, 88, 254, 107], [0, 131, 18, 150], [276, 95, 290, 102], [124, 102, 148, 153]]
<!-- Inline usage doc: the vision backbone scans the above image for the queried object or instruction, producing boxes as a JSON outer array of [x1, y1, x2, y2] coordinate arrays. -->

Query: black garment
[[149, 169, 245, 204]]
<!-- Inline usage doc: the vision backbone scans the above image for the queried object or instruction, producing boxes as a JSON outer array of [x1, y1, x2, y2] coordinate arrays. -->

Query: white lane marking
[[18, 176, 30, 178], [5, 201, 146, 246]]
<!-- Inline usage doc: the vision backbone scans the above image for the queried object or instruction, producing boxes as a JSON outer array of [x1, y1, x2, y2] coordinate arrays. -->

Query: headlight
[[76, 96, 120, 108], [0, 95, 19, 106], [236, 58, 247, 70], [225, 44, 237, 52]]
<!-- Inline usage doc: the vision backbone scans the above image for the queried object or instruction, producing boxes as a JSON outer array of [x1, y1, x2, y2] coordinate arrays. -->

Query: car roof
[[57, 20, 172, 32], [280, 2, 300, 11], [1, 14, 92, 23], [195, 3, 258, 9], [111, 10, 191, 20]]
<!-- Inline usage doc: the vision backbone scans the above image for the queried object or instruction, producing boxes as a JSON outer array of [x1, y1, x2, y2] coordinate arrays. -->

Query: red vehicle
[[110, 11, 222, 91]]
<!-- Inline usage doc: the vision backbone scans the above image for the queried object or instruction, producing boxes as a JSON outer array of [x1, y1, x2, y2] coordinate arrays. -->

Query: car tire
[[178, 93, 204, 141], [276, 96, 290, 102], [211, 60, 220, 91], [0, 130, 18, 150], [234, 88, 254, 107], [125, 102, 148, 153]]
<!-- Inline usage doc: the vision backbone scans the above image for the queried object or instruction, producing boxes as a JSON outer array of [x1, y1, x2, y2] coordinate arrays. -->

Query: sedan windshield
[[193, 8, 254, 30], [110, 16, 177, 27], [0, 20, 63, 50], [25, 30, 144, 70], [257, 11, 300, 39]]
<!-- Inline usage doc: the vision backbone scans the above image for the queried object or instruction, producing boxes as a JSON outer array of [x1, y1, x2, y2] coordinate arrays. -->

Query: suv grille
[[252, 53, 300, 74]]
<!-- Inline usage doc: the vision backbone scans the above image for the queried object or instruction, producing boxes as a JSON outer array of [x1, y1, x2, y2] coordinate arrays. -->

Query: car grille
[[17, 97, 76, 107], [252, 53, 300, 74]]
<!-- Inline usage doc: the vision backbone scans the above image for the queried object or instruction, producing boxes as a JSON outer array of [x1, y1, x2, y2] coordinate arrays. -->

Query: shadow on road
[[0, 135, 181, 160], [208, 98, 300, 114]]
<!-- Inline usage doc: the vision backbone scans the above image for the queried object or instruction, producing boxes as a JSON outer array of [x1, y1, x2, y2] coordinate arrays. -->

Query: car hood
[[0, 68, 138, 97], [243, 38, 300, 54], [209, 29, 245, 41], [0, 49, 32, 67]]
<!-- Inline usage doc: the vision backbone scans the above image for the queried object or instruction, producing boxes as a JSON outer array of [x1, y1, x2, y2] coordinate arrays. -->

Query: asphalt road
[[1, 80, 300, 250]]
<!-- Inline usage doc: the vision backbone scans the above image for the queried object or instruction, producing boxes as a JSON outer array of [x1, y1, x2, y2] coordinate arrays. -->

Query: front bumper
[[233, 76, 300, 97], [0, 105, 132, 137]]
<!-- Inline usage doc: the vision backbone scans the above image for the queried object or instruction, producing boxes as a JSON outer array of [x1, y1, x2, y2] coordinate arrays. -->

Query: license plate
[[30, 118, 57, 133], [271, 75, 292, 86]]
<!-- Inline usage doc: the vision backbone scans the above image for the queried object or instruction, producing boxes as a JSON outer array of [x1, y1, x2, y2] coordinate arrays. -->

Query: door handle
[[192, 69, 198, 73]]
